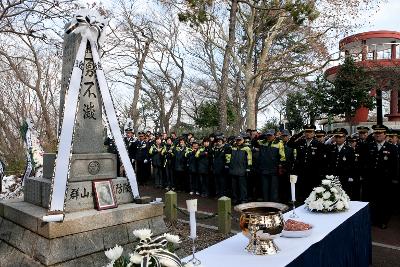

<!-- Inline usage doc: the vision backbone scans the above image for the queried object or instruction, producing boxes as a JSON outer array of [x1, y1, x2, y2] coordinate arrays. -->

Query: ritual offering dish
[[282, 219, 313, 238], [235, 202, 288, 255]]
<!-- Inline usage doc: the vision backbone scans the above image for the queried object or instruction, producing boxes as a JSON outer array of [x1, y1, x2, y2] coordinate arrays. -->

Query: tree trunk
[[131, 39, 151, 133], [218, 0, 238, 134], [246, 88, 257, 130], [233, 71, 242, 134]]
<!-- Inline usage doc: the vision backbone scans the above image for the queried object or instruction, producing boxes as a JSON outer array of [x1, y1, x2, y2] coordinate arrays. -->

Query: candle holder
[[187, 237, 201, 266], [289, 200, 299, 218]]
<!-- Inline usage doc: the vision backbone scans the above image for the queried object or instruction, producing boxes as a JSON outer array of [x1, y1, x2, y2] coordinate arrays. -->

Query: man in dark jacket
[[196, 138, 212, 197], [212, 135, 228, 197], [279, 129, 294, 203], [132, 132, 150, 186], [227, 135, 252, 204], [173, 138, 188, 192], [257, 129, 286, 202], [326, 128, 355, 197], [162, 137, 175, 190], [186, 141, 199, 195], [361, 124, 399, 229], [149, 136, 164, 188], [287, 124, 326, 202]]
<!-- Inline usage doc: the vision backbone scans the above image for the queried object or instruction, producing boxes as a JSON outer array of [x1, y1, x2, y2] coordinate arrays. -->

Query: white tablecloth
[[185, 201, 368, 267]]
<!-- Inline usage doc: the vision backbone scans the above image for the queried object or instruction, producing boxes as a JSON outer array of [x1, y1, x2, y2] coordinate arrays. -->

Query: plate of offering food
[[282, 219, 313, 238]]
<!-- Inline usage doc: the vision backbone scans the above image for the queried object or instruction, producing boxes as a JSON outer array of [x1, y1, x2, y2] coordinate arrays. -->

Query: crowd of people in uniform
[[104, 123, 400, 229]]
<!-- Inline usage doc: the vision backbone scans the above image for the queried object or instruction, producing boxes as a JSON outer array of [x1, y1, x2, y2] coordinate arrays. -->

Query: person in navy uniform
[[326, 128, 355, 197], [133, 131, 150, 186], [287, 124, 326, 202], [124, 127, 136, 171], [361, 124, 399, 229], [347, 134, 362, 200], [387, 130, 400, 215], [149, 136, 164, 188], [279, 129, 295, 203]]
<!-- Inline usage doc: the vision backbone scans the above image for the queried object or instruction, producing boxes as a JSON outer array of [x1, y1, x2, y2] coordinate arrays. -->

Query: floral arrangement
[[305, 175, 350, 212], [104, 229, 189, 267]]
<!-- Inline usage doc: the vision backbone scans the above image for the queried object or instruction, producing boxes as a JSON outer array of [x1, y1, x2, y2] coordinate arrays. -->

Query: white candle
[[290, 175, 297, 202], [186, 199, 198, 239]]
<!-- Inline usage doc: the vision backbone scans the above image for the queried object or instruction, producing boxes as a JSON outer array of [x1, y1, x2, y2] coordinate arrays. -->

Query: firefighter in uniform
[[226, 135, 252, 204], [361, 124, 398, 229], [256, 129, 285, 202], [326, 128, 355, 198], [287, 124, 326, 202]]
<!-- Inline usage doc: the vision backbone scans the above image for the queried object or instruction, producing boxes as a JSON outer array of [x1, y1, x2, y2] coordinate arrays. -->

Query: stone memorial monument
[[0, 11, 166, 266]]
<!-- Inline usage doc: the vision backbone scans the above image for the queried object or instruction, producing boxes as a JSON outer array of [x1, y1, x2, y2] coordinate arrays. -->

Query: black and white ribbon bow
[[65, 14, 105, 48], [134, 236, 183, 267]]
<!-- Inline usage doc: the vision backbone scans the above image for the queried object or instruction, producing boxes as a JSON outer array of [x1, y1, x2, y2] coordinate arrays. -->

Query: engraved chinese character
[[123, 184, 132, 193], [83, 82, 96, 98], [70, 188, 79, 200], [85, 60, 95, 77], [115, 184, 123, 194], [80, 187, 90, 198], [83, 102, 97, 120]]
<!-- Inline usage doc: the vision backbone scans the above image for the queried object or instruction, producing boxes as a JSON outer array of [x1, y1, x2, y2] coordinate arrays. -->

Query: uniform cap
[[315, 130, 326, 137], [333, 128, 348, 137], [372, 124, 388, 133], [356, 126, 370, 133], [303, 124, 316, 131], [264, 129, 276, 136], [281, 129, 291, 136]]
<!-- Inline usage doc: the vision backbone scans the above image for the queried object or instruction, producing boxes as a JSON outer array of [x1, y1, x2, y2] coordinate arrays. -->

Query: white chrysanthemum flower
[[163, 233, 181, 244], [133, 228, 152, 240], [316, 198, 325, 210], [315, 187, 325, 193], [321, 179, 331, 186], [323, 200, 333, 209], [344, 201, 349, 209], [105, 245, 123, 261], [336, 201, 344, 210], [331, 187, 338, 194], [129, 252, 143, 264], [159, 258, 180, 267], [322, 191, 331, 199], [325, 175, 334, 180]]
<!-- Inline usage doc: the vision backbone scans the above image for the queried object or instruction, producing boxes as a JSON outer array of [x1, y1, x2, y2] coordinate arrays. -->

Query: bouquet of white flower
[[305, 175, 350, 212], [104, 229, 193, 267]]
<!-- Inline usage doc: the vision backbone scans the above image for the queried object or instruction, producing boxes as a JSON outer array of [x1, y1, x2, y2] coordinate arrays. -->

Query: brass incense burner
[[235, 202, 288, 255]]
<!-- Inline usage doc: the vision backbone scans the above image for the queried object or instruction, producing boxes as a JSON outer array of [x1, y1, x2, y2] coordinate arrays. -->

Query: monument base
[[0, 199, 166, 266]]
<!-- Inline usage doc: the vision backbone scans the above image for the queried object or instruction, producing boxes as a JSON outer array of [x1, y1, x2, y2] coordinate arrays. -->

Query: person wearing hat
[[361, 124, 398, 229], [383, 129, 400, 215], [315, 130, 326, 144], [287, 124, 326, 201], [132, 131, 150, 186], [124, 127, 136, 169], [226, 135, 252, 204], [256, 129, 286, 202], [212, 135, 228, 197], [173, 138, 189, 192], [161, 137, 175, 190], [347, 133, 361, 200], [149, 136, 164, 188], [326, 128, 356, 197], [186, 141, 200, 195], [195, 138, 212, 197], [357, 126, 370, 142], [279, 129, 295, 202]]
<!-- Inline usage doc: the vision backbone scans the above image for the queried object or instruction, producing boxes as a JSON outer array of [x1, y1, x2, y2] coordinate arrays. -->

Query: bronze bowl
[[234, 202, 289, 255]]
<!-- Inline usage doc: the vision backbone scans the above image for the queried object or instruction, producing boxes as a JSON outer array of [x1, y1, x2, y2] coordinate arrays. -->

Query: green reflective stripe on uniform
[[242, 146, 252, 166], [277, 141, 286, 162], [195, 147, 205, 158], [226, 153, 231, 163]]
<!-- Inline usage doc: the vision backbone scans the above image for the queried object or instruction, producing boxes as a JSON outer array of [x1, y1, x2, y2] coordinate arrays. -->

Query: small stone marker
[[218, 196, 231, 234], [165, 191, 177, 222]]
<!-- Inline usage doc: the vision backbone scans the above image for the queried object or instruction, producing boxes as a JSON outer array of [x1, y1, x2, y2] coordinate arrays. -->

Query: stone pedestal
[[0, 200, 166, 266]]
